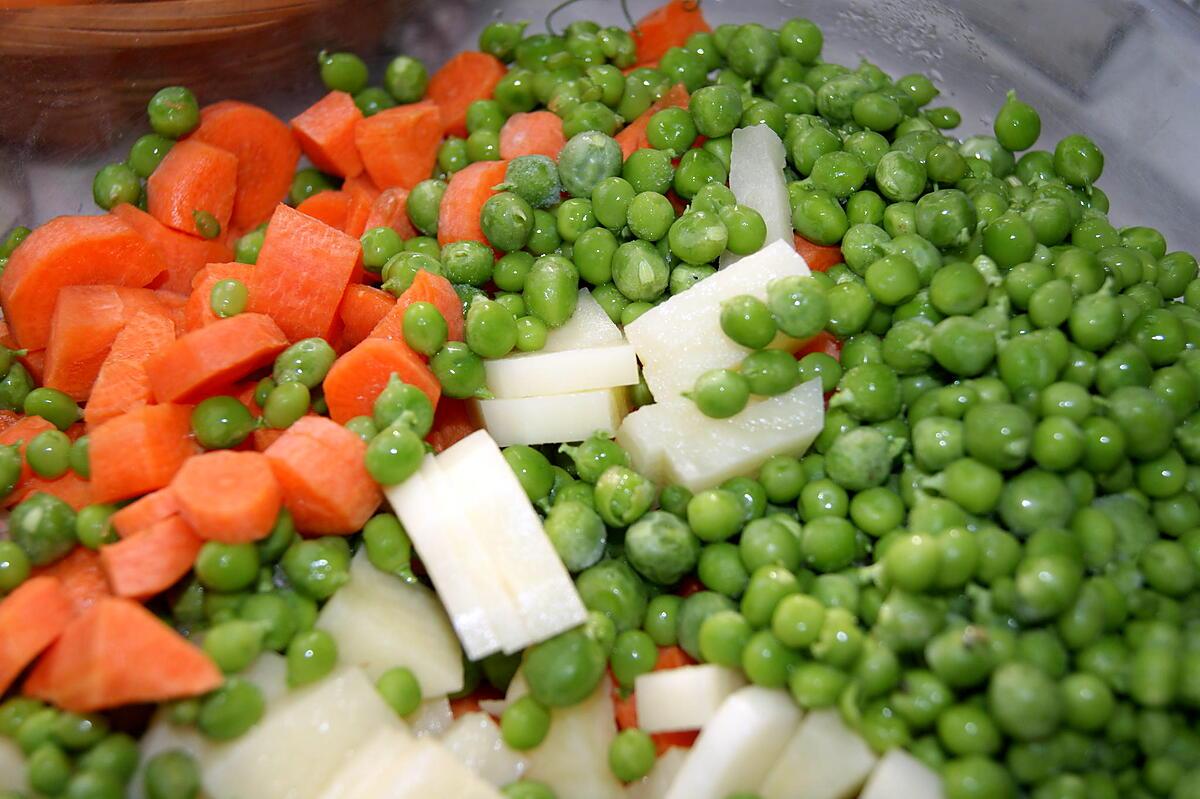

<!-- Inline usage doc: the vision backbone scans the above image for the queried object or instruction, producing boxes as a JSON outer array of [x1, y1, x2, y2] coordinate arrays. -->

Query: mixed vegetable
[[0, 0, 1198, 797]]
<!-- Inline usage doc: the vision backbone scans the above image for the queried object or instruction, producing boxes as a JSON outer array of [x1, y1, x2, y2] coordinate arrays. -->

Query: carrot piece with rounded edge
[[427, 51, 507, 138], [362, 187, 416, 240], [339, 284, 395, 349], [191, 101, 301, 233], [5, 472, 94, 511], [24, 597, 222, 713], [323, 337, 440, 425], [264, 416, 381, 536], [370, 268, 465, 343], [290, 90, 365, 178], [183, 262, 250, 332], [89, 404, 197, 504], [146, 313, 288, 404], [632, 0, 711, 67], [146, 139, 238, 238], [499, 111, 566, 160], [86, 311, 178, 431], [247, 204, 362, 342], [43, 286, 169, 402], [33, 548, 111, 616], [99, 515, 203, 599], [793, 232, 843, 272], [111, 204, 233, 294], [171, 451, 282, 543], [437, 159, 509, 246], [295, 190, 350, 231], [427, 398, 478, 452], [110, 488, 179, 539], [616, 84, 690, 159], [355, 102, 443, 190], [0, 576, 73, 695], [0, 215, 165, 350]]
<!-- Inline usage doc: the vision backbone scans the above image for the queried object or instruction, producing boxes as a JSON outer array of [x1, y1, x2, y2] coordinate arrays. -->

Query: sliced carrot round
[[171, 451, 282, 543]]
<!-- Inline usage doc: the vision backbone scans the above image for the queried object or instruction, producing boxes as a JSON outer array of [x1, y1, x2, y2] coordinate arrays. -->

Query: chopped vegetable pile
[[1, 1, 1199, 797]]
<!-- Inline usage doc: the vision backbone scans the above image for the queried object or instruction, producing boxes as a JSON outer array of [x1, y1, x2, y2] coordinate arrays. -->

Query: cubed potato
[[409, 697, 454, 738], [723, 124, 792, 267], [525, 676, 625, 799], [441, 712, 529, 786], [0, 738, 25, 792], [663, 686, 802, 799], [634, 664, 746, 733], [759, 709, 879, 799], [538, 288, 625, 351], [860, 749, 945, 799], [474, 387, 628, 447], [315, 728, 417, 799], [624, 239, 810, 400], [316, 550, 463, 697], [616, 379, 824, 491]]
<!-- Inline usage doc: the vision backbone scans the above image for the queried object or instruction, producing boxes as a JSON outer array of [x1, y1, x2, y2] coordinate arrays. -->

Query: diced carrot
[[43, 286, 169, 402], [362, 187, 417, 240], [652, 730, 700, 755], [338, 284, 395, 349], [427, 398, 478, 452], [89, 404, 197, 504], [342, 175, 379, 239], [427, 51, 507, 138], [263, 416, 381, 536], [654, 645, 695, 671], [85, 312, 178, 431], [323, 337, 441, 425], [19, 351, 44, 384], [33, 548, 111, 616], [795, 330, 841, 361], [99, 515, 203, 599], [498, 111, 566, 160], [355, 101, 443, 190], [0, 576, 73, 695], [110, 488, 179, 539], [111, 204, 234, 294], [252, 427, 288, 452], [247, 204, 362, 341], [371, 268, 465, 343], [171, 451, 282, 543], [154, 290, 189, 331], [146, 139, 239, 238], [616, 84, 690, 159], [0, 416, 57, 489], [613, 686, 637, 730], [191, 101, 302, 233], [290, 90, 365, 178], [146, 313, 288, 404], [5, 472, 94, 511], [296, 190, 350, 231], [24, 597, 222, 713], [632, 0, 711, 67], [183, 262, 250, 332], [437, 159, 509, 246], [793, 232, 843, 272], [0, 410, 19, 435], [343, 172, 381, 199], [0, 215, 165, 350]]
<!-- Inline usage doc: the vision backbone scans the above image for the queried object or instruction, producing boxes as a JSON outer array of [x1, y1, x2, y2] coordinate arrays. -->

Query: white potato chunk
[[860, 749, 946, 799], [316, 550, 463, 697], [664, 686, 802, 799], [408, 697, 454, 738], [759, 708, 879, 799], [441, 712, 529, 786], [626, 747, 689, 799], [436, 431, 587, 647], [525, 676, 624, 799], [624, 239, 810, 401], [485, 343, 639, 400], [541, 288, 626, 350], [616, 379, 824, 491], [204, 667, 402, 799], [634, 664, 746, 733], [723, 124, 792, 268], [240, 651, 289, 704], [0, 738, 25, 792], [315, 728, 417, 799], [474, 388, 628, 447]]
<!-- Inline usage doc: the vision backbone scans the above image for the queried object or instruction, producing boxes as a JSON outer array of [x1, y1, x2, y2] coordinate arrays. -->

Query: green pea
[[1054, 134, 1104, 187], [143, 750, 201, 799], [204, 619, 265, 674], [466, 297, 518, 359], [26, 429, 70, 479], [198, 677, 265, 741], [593, 465, 657, 527], [0, 540, 31, 592], [430, 341, 487, 398], [720, 295, 777, 349], [262, 381, 310, 429], [11, 492, 76, 566], [92, 162, 141, 211], [365, 424, 424, 485], [147, 85, 199, 138], [544, 501, 606, 573], [280, 537, 350, 600], [720, 204, 767, 255], [286, 628, 338, 688], [373, 665, 422, 718], [24, 387, 81, 430], [524, 628, 606, 707], [190, 396, 255, 450], [481, 192, 534, 252]]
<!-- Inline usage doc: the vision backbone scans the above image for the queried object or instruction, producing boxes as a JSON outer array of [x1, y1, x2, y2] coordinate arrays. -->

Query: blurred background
[[1, 0, 1198, 251]]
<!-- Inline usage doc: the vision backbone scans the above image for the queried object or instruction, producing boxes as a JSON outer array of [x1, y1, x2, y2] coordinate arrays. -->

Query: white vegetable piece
[[204, 667, 402, 799], [387, 454, 530, 659], [0, 738, 25, 792], [525, 676, 625, 799], [436, 431, 587, 646], [408, 697, 454, 738], [316, 550, 463, 697], [624, 239, 811, 401], [319, 732, 502, 799], [240, 651, 289, 704], [664, 686, 802, 799], [315, 728, 417, 799], [441, 712, 529, 786], [634, 664, 746, 733], [759, 708, 880, 799], [617, 379, 824, 491], [860, 749, 946, 799], [626, 747, 689, 799], [474, 388, 628, 447], [723, 124, 792, 268], [484, 289, 638, 399]]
